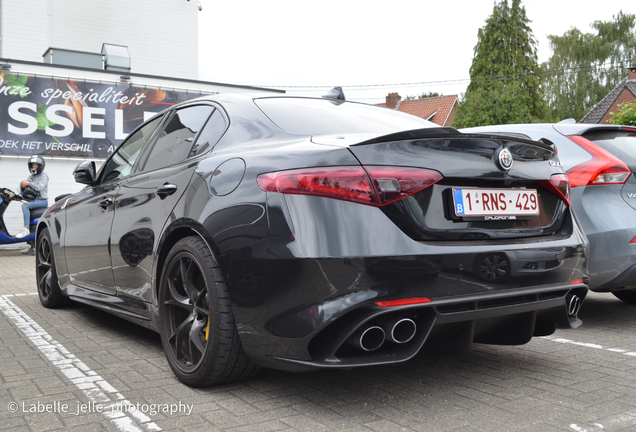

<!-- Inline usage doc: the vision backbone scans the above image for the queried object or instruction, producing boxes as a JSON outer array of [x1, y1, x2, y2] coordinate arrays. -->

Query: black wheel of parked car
[[158, 236, 260, 387], [612, 288, 636, 304], [474, 253, 510, 283], [36, 228, 69, 308]]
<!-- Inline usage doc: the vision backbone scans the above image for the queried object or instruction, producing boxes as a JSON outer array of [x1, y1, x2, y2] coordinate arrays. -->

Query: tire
[[36, 228, 69, 308], [158, 236, 260, 387], [612, 288, 636, 304]]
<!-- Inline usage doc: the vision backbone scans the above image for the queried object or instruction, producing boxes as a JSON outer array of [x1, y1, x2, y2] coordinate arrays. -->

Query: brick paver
[[1, 248, 636, 431]]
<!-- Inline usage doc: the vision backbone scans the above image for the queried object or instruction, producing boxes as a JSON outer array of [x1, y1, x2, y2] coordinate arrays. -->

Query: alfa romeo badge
[[497, 148, 513, 171]]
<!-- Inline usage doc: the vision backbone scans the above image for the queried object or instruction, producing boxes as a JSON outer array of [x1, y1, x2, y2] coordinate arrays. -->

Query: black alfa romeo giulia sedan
[[35, 92, 589, 387]]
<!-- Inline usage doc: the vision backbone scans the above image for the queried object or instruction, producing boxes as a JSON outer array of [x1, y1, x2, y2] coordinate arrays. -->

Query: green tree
[[404, 91, 441, 101], [542, 11, 636, 122], [609, 101, 636, 126], [453, 0, 544, 128]]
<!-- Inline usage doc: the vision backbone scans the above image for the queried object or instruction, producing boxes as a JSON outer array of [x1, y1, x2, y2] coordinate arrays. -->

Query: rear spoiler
[[355, 127, 556, 153], [353, 127, 461, 146]]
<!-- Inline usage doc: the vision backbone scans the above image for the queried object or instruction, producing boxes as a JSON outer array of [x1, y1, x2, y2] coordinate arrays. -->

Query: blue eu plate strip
[[453, 189, 465, 215]]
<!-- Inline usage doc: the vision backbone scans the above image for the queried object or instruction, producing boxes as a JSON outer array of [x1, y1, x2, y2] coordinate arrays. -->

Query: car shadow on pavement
[[577, 291, 636, 328]]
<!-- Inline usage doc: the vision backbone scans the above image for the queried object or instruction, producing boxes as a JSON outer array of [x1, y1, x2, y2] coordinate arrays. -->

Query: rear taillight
[[257, 166, 442, 207], [365, 166, 442, 206], [257, 167, 375, 205], [565, 135, 631, 187], [538, 173, 571, 207]]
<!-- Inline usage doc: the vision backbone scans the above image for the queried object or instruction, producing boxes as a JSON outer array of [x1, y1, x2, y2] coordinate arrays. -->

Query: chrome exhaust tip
[[567, 294, 582, 317], [378, 317, 417, 344], [349, 326, 385, 352]]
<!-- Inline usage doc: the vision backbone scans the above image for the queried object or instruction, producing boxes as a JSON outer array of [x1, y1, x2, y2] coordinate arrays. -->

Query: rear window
[[254, 97, 437, 136], [583, 130, 636, 167], [553, 136, 593, 171]]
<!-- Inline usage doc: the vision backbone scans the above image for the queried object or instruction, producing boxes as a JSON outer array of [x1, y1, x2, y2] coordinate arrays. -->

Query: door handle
[[98, 197, 113, 210], [156, 183, 177, 200]]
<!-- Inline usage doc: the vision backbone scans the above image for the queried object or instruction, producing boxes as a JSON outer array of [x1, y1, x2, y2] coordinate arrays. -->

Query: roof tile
[[580, 78, 636, 123], [376, 95, 458, 126]]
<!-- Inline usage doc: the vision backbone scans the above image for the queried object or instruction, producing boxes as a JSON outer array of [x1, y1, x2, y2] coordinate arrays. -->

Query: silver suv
[[462, 123, 636, 303]]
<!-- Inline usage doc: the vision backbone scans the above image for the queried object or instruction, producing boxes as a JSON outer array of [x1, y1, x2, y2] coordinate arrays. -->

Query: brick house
[[580, 67, 636, 123], [377, 92, 458, 126]]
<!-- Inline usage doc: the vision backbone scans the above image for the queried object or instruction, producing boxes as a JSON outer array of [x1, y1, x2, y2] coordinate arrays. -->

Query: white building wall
[[1, 0, 199, 80], [1, 0, 50, 61], [0, 1, 279, 238], [1, 157, 103, 234]]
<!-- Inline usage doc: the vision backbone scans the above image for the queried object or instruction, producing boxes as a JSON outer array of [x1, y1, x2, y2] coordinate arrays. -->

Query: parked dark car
[[36, 94, 588, 387], [461, 122, 636, 303]]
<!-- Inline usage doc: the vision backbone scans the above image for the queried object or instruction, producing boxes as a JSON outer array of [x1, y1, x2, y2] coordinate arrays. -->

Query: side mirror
[[73, 161, 96, 185]]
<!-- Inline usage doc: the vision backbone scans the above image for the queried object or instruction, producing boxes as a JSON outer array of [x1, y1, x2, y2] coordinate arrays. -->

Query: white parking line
[[0, 294, 162, 432], [544, 335, 636, 358], [570, 423, 605, 431]]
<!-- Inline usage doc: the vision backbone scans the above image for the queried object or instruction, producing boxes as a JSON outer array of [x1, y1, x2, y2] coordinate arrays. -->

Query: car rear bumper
[[219, 194, 589, 371], [271, 283, 587, 370], [223, 248, 588, 371], [586, 228, 636, 290], [595, 262, 636, 291]]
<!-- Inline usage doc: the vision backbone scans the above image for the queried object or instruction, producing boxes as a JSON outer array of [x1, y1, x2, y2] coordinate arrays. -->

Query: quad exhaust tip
[[350, 317, 418, 352], [379, 317, 417, 344], [567, 294, 581, 317], [358, 326, 385, 352]]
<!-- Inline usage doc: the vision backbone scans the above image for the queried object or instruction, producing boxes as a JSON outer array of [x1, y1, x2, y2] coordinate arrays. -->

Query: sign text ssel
[[0, 73, 204, 158]]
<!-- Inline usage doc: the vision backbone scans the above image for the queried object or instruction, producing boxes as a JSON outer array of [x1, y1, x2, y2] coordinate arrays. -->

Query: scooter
[[0, 187, 45, 246]]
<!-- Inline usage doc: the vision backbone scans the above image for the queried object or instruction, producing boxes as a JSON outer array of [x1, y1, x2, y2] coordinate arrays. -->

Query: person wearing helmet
[[15, 156, 49, 239]]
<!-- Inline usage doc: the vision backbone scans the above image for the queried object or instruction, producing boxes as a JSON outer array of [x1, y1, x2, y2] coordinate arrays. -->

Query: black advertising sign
[[0, 73, 207, 158]]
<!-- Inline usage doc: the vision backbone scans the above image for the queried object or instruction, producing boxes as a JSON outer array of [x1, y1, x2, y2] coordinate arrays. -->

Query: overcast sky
[[197, 0, 634, 104]]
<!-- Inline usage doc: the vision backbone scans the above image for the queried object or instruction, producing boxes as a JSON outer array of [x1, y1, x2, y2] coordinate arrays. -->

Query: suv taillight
[[565, 135, 631, 187], [257, 166, 442, 207]]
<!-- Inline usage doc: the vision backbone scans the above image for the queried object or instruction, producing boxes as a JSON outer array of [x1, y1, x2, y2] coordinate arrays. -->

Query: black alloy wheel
[[475, 253, 510, 282], [158, 236, 259, 387], [36, 228, 68, 308]]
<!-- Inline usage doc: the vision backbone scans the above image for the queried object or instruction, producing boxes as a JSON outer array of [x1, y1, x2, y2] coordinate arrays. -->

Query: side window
[[142, 105, 214, 172], [189, 109, 227, 157], [100, 115, 164, 182]]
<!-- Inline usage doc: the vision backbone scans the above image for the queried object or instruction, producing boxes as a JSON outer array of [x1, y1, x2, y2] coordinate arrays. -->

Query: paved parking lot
[[1, 247, 636, 432]]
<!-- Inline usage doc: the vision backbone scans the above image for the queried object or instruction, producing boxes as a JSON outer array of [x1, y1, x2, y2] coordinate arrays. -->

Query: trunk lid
[[347, 131, 570, 241]]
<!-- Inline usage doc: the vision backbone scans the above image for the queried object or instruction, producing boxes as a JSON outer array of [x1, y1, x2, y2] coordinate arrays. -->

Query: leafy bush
[[610, 101, 636, 126]]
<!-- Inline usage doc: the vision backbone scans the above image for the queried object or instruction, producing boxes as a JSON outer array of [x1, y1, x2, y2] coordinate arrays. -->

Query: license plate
[[453, 188, 539, 217]]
